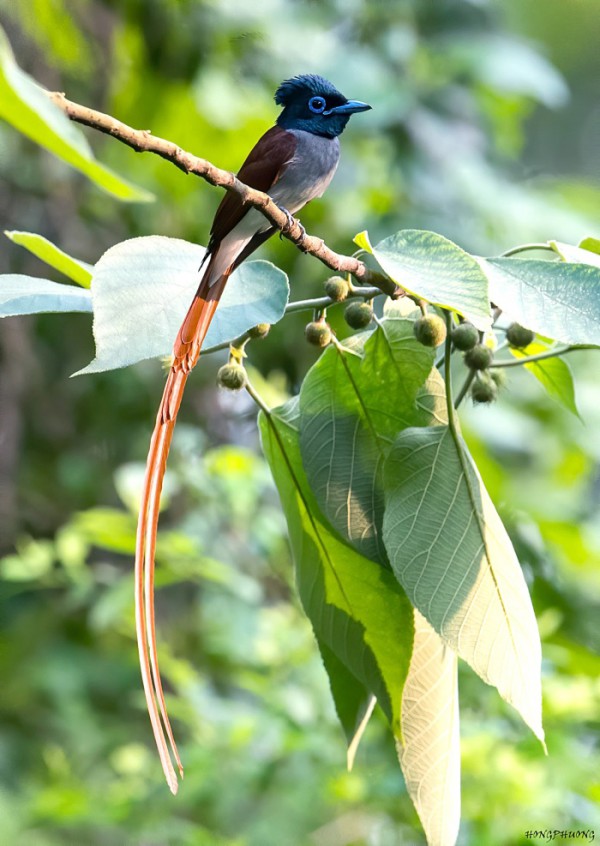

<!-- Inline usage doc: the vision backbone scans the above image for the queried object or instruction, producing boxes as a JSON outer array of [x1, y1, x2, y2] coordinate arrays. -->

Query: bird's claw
[[277, 205, 305, 240]]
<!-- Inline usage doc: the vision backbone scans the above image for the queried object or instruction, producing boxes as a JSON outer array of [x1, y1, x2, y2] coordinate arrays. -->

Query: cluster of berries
[[217, 273, 536, 407], [412, 313, 534, 404]]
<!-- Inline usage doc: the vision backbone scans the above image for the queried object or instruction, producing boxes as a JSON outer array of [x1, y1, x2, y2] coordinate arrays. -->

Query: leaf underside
[[259, 400, 414, 738], [75, 236, 290, 375], [299, 315, 446, 566], [0, 274, 92, 317], [382, 424, 544, 743], [483, 257, 600, 345], [365, 229, 492, 331], [397, 610, 461, 846]]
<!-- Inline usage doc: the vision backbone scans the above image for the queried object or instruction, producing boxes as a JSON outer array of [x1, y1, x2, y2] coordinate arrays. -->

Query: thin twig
[[200, 288, 385, 355], [500, 242, 554, 257], [245, 380, 272, 416], [285, 287, 383, 312], [47, 91, 398, 296], [454, 369, 476, 408], [442, 312, 456, 421], [489, 345, 591, 368]]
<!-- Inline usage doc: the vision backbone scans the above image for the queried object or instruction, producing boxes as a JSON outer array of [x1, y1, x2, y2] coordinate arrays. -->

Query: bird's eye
[[308, 96, 326, 114]]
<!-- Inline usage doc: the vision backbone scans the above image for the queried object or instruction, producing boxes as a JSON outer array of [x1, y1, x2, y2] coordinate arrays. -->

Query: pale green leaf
[[353, 230, 373, 253], [259, 400, 414, 736], [368, 229, 492, 331], [75, 236, 289, 375], [0, 538, 54, 581], [299, 315, 446, 565], [482, 257, 600, 345], [398, 610, 460, 846], [470, 36, 568, 107], [0, 26, 152, 202], [510, 342, 580, 418], [5, 230, 93, 287], [383, 425, 544, 743], [550, 240, 600, 269], [579, 236, 600, 255], [383, 295, 421, 320], [0, 274, 92, 317]]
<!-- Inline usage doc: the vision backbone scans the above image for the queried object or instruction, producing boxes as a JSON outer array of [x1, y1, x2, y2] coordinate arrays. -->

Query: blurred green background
[[1, 1, 599, 844]]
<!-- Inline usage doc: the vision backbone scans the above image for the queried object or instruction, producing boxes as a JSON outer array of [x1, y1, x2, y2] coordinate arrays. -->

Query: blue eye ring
[[308, 96, 326, 114]]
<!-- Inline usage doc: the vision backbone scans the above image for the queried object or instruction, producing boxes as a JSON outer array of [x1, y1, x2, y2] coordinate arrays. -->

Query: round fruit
[[506, 322, 534, 349], [490, 368, 507, 389], [471, 375, 498, 404], [344, 301, 373, 329], [464, 344, 493, 371], [305, 320, 332, 347], [216, 362, 247, 390], [324, 275, 349, 302], [413, 315, 447, 348], [451, 321, 479, 351], [248, 323, 270, 339]]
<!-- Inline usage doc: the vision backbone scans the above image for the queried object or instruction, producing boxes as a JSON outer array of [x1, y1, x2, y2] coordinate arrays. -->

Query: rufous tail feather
[[135, 258, 229, 793]]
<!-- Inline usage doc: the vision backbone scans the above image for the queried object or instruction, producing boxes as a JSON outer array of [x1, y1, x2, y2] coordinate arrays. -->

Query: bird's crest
[[274, 74, 343, 107]]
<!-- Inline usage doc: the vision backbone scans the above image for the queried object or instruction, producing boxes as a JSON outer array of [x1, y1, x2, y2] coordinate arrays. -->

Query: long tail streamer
[[134, 267, 228, 793]]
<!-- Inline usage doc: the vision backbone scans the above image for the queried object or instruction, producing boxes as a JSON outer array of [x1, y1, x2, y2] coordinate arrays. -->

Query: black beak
[[324, 100, 372, 116]]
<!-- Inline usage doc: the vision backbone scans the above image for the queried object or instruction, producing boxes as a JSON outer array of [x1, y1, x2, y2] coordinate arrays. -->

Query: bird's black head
[[274, 74, 371, 139]]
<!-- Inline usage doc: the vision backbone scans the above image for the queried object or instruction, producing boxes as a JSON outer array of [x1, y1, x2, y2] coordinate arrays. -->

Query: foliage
[[1, 2, 600, 845]]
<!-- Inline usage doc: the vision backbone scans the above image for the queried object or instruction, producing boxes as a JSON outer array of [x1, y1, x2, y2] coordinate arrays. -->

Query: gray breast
[[270, 130, 340, 213]]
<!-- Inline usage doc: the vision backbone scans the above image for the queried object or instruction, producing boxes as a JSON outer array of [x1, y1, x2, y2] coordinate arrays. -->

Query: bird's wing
[[207, 125, 297, 251]]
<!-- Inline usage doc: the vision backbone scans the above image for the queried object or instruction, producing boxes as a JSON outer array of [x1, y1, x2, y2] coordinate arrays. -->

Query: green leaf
[[0, 26, 152, 202], [353, 230, 373, 253], [579, 236, 600, 255], [397, 610, 460, 846], [510, 342, 580, 418], [382, 425, 544, 743], [75, 236, 289, 375], [383, 295, 421, 320], [317, 640, 375, 769], [0, 274, 92, 317], [0, 538, 55, 581], [72, 508, 137, 555], [550, 240, 600, 269], [367, 229, 492, 331], [483, 257, 600, 345], [299, 315, 446, 565], [5, 230, 93, 287], [259, 399, 414, 736]]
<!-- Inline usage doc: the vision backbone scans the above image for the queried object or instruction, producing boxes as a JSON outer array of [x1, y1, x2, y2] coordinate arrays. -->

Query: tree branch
[[47, 91, 399, 297]]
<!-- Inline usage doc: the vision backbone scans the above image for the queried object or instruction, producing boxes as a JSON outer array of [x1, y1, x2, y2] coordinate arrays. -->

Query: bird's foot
[[277, 205, 305, 240], [277, 204, 294, 232]]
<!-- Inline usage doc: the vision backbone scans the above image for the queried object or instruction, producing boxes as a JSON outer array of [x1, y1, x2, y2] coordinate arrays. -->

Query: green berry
[[248, 323, 270, 339], [464, 344, 493, 371], [490, 369, 507, 389], [344, 301, 373, 329], [471, 375, 498, 404], [451, 322, 479, 351], [324, 276, 349, 302], [413, 315, 447, 348], [506, 322, 535, 349], [305, 320, 332, 348], [216, 362, 247, 390]]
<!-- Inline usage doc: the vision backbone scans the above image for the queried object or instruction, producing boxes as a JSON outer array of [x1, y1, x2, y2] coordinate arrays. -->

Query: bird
[[134, 74, 371, 793]]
